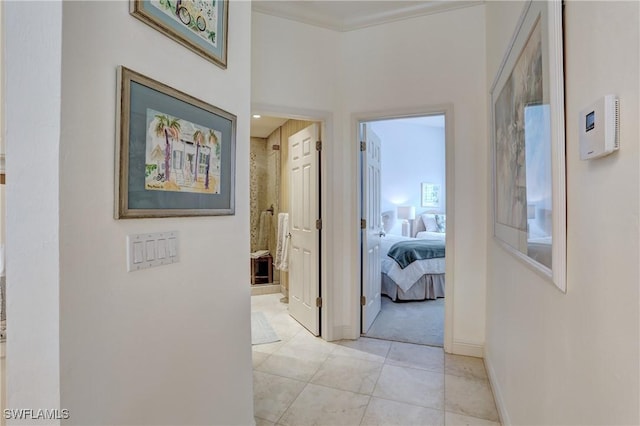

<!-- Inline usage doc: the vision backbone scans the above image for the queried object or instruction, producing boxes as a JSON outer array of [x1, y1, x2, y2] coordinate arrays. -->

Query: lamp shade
[[397, 205, 416, 221]]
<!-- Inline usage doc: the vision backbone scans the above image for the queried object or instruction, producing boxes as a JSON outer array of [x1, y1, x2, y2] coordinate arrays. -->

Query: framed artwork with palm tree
[[130, 0, 228, 69], [116, 66, 236, 218]]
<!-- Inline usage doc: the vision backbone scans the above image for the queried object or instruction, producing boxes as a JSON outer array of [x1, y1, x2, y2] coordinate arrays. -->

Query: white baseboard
[[451, 340, 484, 358], [250, 284, 281, 296], [484, 347, 510, 426], [327, 325, 357, 342]]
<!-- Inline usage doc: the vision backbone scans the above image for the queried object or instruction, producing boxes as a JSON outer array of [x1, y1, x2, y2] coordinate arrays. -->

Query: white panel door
[[288, 123, 320, 336], [361, 123, 383, 333]]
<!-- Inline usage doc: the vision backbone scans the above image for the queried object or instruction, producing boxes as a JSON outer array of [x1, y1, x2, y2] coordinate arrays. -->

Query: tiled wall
[[250, 132, 281, 285], [250, 120, 317, 288], [250, 137, 269, 252], [265, 129, 281, 284]]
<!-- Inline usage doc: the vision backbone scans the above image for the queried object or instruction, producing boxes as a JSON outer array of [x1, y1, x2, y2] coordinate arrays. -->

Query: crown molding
[[252, 1, 484, 32]]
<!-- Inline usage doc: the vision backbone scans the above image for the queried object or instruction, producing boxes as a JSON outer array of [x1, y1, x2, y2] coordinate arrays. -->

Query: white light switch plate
[[127, 231, 179, 272]]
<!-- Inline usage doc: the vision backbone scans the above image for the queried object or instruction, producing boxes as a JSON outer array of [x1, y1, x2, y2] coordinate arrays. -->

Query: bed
[[527, 237, 552, 269], [380, 213, 446, 302], [526, 220, 552, 269]]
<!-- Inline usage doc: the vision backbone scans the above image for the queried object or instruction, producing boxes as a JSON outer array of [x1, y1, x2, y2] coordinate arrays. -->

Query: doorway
[[359, 110, 453, 348], [249, 110, 327, 338]]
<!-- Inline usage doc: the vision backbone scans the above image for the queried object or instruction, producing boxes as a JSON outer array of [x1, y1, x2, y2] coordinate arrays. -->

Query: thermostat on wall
[[579, 95, 619, 160]]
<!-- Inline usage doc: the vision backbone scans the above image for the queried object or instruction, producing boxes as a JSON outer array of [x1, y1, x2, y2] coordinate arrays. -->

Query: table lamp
[[397, 206, 416, 237]]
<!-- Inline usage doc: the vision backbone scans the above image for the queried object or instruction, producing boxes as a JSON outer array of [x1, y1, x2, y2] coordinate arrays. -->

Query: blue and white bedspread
[[380, 234, 445, 292], [388, 239, 445, 269]]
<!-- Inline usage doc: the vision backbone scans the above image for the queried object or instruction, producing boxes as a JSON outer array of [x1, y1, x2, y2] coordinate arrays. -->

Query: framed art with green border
[[130, 0, 228, 69], [115, 66, 236, 218]]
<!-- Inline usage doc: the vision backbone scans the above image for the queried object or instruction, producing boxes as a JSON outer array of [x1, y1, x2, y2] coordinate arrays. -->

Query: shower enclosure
[[249, 131, 281, 287]]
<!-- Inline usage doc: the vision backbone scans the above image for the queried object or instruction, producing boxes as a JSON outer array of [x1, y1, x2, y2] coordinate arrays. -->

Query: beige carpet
[[365, 296, 444, 347]]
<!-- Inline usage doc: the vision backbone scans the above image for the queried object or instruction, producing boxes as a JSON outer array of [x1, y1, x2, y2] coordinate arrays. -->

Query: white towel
[[256, 211, 271, 250], [274, 213, 290, 271], [251, 250, 270, 259]]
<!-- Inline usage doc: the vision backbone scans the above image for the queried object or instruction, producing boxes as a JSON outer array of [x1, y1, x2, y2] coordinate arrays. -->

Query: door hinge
[[361, 219, 366, 229], [361, 296, 366, 306], [316, 140, 322, 151], [360, 141, 366, 151], [316, 297, 322, 308], [316, 219, 322, 230]]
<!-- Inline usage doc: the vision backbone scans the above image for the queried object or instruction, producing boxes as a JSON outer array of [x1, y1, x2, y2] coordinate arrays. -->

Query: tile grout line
[[381, 341, 448, 419], [442, 350, 447, 423], [290, 381, 372, 426], [272, 346, 333, 425], [253, 367, 309, 384], [441, 358, 502, 424], [357, 395, 372, 426], [255, 294, 500, 425], [356, 344, 390, 426], [272, 376, 306, 426]]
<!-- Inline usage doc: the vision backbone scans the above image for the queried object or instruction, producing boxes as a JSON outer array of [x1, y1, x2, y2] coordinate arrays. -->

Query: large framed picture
[[490, 0, 566, 292], [115, 66, 236, 218], [130, 0, 228, 69]]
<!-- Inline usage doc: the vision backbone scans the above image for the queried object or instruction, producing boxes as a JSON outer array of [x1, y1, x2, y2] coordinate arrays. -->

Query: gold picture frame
[[115, 66, 236, 218], [130, 0, 229, 69]]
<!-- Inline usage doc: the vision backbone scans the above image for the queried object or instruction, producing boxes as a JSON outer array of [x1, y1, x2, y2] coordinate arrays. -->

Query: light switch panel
[[127, 231, 179, 272], [145, 240, 156, 261], [157, 239, 167, 259], [133, 242, 144, 264], [168, 237, 177, 257]]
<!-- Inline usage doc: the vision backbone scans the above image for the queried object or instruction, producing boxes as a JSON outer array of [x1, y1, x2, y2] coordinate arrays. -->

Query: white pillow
[[435, 214, 446, 233], [416, 231, 446, 241], [421, 214, 438, 232]]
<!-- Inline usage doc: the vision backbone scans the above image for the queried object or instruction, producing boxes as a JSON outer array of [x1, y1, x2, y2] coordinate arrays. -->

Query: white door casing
[[361, 123, 382, 333], [288, 123, 320, 336]]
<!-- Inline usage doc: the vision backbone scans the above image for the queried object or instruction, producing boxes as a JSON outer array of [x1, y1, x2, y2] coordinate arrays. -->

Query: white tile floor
[[252, 294, 500, 426]]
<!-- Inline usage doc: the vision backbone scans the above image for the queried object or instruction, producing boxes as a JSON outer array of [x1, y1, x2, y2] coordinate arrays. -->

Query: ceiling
[[250, 115, 289, 138], [251, 0, 483, 32]]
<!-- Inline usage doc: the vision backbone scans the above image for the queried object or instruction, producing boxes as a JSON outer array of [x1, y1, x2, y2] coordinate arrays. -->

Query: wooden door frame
[[353, 104, 455, 352], [251, 102, 332, 340]]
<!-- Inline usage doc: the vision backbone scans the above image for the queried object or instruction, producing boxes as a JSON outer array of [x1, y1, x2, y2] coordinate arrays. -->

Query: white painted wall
[[252, 5, 488, 350], [251, 12, 347, 339], [372, 120, 446, 236], [7, 1, 254, 424], [0, 0, 5, 247], [5, 2, 62, 421], [341, 5, 488, 351], [484, 2, 640, 424], [0, 4, 6, 423], [252, 13, 341, 112]]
